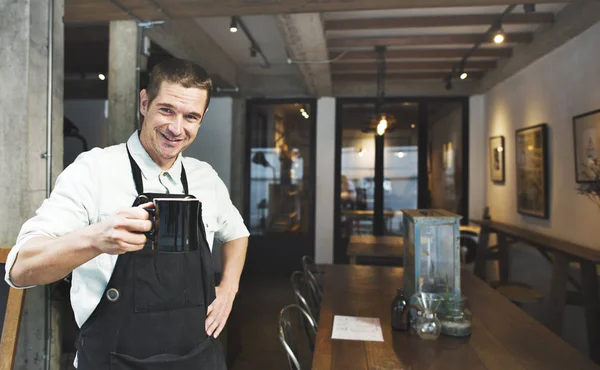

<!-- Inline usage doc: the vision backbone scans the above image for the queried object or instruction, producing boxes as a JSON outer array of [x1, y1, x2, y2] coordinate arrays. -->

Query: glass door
[[334, 98, 468, 264], [244, 99, 316, 276]]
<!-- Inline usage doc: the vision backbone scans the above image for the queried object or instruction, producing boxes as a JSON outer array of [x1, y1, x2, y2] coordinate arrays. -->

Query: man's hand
[[205, 285, 237, 338], [88, 203, 153, 255]]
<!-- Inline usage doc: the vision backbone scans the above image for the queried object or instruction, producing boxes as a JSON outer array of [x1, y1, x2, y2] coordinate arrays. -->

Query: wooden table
[[312, 265, 599, 369], [347, 235, 404, 265], [473, 219, 600, 364]]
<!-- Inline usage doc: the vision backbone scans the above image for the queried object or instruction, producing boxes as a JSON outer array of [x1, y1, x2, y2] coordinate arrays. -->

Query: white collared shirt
[[5, 131, 249, 328]]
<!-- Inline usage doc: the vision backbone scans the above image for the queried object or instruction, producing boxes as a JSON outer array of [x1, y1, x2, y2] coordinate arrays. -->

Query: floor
[[226, 274, 313, 370]]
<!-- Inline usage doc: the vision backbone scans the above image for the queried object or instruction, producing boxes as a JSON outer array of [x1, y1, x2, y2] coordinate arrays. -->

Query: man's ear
[[140, 89, 149, 116]]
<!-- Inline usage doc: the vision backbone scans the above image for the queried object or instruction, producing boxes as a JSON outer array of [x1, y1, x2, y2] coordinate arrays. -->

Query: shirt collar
[[126, 131, 183, 182]]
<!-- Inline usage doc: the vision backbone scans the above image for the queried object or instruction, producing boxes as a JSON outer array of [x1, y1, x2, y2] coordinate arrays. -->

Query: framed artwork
[[489, 136, 505, 182], [515, 124, 549, 219], [573, 109, 600, 183]]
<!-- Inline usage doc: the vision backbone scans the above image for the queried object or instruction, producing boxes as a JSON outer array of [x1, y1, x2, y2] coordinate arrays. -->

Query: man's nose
[[167, 116, 184, 136]]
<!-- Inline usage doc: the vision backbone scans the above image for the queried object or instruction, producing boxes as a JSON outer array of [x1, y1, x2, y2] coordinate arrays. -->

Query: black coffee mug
[[145, 198, 201, 252]]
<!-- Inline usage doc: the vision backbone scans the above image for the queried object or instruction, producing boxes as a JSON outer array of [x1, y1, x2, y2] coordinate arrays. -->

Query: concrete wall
[[0, 0, 65, 368], [483, 20, 600, 248]]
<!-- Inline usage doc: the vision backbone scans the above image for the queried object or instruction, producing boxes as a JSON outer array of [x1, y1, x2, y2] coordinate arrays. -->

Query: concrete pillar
[[108, 20, 139, 145], [0, 0, 64, 369]]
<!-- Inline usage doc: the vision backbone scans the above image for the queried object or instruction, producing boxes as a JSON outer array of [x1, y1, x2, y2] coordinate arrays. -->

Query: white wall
[[64, 99, 109, 166], [315, 98, 336, 264], [469, 95, 486, 219], [185, 97, 233, 188], [482, 21, 600, 249]]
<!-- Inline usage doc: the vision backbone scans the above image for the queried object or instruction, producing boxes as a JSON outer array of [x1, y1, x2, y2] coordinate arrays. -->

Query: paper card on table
[[331, 315, 384, 342]]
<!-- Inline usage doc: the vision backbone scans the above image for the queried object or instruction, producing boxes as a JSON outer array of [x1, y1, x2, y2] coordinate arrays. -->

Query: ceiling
[[62, 0, 584, 97]]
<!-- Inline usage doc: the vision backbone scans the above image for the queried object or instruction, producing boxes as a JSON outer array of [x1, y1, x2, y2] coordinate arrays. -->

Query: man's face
[[139, 81, 208, 169]]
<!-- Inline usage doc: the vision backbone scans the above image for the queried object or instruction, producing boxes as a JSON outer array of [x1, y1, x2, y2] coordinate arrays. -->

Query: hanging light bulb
[[493, 29, 505, 44], [377, 116, 388, 136], [229, 17, 238, 33]]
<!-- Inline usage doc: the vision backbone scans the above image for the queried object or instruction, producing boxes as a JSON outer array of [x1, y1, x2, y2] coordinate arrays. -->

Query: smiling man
[[4, 59, 249, 369]]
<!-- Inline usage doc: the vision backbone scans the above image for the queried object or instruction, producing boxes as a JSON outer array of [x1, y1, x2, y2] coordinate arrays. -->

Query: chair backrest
[[291, 271, 320, 324], [278, 304, 317, 370], [301, 255, 323, 304]]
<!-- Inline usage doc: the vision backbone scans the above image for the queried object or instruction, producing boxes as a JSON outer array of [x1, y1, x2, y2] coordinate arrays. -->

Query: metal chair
[[291, 271, 320, 324], [278, 304, 317, 370], [301, 255, 323, 305]]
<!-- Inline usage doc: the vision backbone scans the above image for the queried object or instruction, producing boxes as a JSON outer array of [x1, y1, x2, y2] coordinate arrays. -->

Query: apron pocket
[[109, 337, 226, 370], [133, 250, 204, 312]]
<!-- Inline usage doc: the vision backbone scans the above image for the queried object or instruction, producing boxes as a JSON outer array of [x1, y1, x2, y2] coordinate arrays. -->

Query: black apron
[[75, 146, 227, 370]]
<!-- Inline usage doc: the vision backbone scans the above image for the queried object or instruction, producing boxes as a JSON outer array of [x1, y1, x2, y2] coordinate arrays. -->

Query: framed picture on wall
[[573, 109, 600, 183], [515, 124, 549, 219], [489, 136, 505, 183]]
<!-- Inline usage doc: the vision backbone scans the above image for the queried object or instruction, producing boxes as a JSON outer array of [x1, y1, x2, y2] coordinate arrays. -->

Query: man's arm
[[205, 236, 248, 338], [10, 207, 152, 287]]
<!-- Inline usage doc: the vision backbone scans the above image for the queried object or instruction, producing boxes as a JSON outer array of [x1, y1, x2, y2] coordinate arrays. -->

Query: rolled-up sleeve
[[4, 150, 98, 288], [213, 175, 249, 244]]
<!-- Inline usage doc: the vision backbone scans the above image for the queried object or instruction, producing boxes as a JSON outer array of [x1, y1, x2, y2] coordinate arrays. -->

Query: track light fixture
[[523, 3, 536, 13], [444, 75, 453, 91], [229, 17, 238, 33]]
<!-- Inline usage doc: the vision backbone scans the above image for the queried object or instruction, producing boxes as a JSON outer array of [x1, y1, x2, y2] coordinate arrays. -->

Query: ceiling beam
[[328, 33, 532, 47], [333, 71, 484, 79], [476, 0, 600, 92], [333, 79, 476, 97], [325, 13, 555, 31], [332, 60, 496, 71], [333, 48, 512, 60], [276, 13, 332, 96], [144, 19, 240, 88], [64, 0, 568, 22]]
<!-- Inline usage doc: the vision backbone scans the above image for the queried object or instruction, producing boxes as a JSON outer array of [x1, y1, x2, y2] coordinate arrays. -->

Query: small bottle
[[391, 288, 408, 331]]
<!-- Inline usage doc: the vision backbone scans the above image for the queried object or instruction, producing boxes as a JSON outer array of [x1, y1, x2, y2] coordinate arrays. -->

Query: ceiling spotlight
[[229, 17, 238, 33], [493, 29, 505, 44], [411, 124, 416, 129], [98, 73, 106, 80], [523, 3, 536, 13], [396, 152, 406, 158], [460, 72, 468, 80]]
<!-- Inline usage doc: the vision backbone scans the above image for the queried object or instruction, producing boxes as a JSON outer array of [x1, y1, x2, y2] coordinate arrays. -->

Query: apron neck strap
[[126, 143, 189, 195]]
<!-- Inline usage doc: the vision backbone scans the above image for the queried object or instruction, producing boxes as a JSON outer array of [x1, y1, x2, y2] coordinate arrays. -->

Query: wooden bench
[[472, 219, 600, 364]]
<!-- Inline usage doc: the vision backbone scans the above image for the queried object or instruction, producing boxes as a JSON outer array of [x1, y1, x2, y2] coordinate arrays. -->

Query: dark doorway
[[243, 99, 317, 276]]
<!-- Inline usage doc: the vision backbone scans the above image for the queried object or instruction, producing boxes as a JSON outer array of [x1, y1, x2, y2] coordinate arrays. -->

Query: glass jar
[[438, 294, 472, 337], [413, 292, 443, 340], [391, 288, 408, 331]]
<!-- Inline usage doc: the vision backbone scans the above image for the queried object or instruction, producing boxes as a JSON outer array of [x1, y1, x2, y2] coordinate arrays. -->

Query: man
[[4, 58, 248, 369]]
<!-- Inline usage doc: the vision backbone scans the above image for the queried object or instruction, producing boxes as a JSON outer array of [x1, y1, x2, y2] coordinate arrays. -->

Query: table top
[[312, 265, 599, 370], [347, 235, 404, 259]]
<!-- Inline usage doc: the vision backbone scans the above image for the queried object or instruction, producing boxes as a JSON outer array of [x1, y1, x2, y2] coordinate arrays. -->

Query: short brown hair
[[146, 58, 213, 110]]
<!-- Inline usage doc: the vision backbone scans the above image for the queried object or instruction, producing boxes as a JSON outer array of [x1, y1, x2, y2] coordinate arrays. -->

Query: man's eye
[[187, 115, 199, 121], [160, 108, 173, 114]]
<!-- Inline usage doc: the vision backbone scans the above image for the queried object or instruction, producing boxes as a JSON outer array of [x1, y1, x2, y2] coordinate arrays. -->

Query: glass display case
[[402, 209, 462, 298]]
